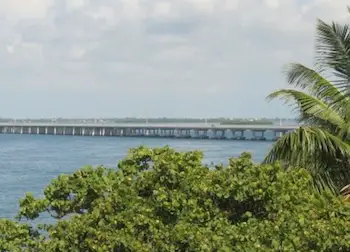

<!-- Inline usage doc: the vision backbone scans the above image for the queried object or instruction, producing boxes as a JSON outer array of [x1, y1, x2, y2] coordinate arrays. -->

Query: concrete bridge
[[0, 123, 298, 141]]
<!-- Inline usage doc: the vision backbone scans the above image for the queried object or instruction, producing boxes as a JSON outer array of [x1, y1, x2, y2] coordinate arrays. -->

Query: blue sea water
[[0, 134, 272, 219]]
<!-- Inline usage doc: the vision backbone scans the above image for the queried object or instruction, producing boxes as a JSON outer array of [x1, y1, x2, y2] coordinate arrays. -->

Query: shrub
[[1, 146, 350, 251]]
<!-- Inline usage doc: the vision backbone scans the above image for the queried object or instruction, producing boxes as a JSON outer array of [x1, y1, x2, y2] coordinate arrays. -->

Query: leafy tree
[[1, 146, 350, 251], [264, 7, 350, 192]]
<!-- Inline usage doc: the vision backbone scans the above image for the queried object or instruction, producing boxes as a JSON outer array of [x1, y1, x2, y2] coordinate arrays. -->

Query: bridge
[[0, 123, 298, 141]]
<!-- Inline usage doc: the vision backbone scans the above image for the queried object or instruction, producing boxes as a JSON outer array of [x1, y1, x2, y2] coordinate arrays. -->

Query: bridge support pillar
[[252, 130, 257, 140], [212, 130, 217, 139], [252, 130, 266, 141], [273, 130, 287, 140], [237, 130, 245, 140], [221, 130, 226, 139]]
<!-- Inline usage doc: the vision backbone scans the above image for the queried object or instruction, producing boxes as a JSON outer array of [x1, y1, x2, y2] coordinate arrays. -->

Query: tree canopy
[[265, 8, 350, 192], [1, 146, 350, 251]]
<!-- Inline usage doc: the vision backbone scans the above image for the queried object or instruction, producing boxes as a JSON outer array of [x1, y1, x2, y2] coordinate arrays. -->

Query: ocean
[[0, 134, 272, 219]]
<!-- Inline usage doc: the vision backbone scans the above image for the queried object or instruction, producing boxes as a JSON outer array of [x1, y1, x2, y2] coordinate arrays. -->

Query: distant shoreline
[[220, 121, 273, 125], [0, 117, 293, 125]]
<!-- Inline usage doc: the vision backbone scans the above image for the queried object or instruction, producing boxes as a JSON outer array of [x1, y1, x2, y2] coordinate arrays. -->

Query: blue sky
[[0, 0, 349, 118]]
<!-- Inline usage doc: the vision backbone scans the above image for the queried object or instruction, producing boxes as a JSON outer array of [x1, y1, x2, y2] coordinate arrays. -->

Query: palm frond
[[315, 19, 350, 85], [312, 172, 338, 194], [267, 89, 344, 128], [264, 127, 350, 192], [340, 184, 350, 202], [283, 63, 350, 114], [264, 126, 350, 165]]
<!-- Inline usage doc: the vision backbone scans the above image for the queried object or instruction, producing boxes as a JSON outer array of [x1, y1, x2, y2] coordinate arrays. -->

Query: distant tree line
[[0, 117, 276, 125]]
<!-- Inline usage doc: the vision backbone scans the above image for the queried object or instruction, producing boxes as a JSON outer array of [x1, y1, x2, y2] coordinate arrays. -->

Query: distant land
[[0, 117, 298, 125]]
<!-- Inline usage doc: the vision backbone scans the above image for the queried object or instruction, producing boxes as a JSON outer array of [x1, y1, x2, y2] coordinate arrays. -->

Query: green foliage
[[1, 146, 350, 251], [265, 7, 350, 192], [0, 219, 39, 251]]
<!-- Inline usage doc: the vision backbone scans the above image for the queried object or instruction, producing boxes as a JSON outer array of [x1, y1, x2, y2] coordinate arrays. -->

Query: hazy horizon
[[0, 116, 297, 120]]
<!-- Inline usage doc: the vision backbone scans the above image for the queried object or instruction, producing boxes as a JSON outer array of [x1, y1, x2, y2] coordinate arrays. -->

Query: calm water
[[0, 134, 272, 219]]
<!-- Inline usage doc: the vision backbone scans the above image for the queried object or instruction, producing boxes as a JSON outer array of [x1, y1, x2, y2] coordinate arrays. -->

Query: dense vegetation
[[1, 146, 350, 251], [265, 8, 350, 193]]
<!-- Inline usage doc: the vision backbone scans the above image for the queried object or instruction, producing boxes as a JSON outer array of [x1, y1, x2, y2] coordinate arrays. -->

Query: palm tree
[[264, 7, 350, 193], [341, 184, 350, 202]]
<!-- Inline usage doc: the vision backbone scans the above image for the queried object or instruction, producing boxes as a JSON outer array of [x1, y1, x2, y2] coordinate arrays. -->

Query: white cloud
[[120, 0, 145, 20], [0, 0, 349, 118], [223, 0, 239, 11], [66, 0, 86, 11], [0, 0, 54, 20], [153, 2, 172, 17], [154, 45, 197, 61], [89, 6, 115, 24], [264, 0, 280, 9], [188, 0, 215, 13]]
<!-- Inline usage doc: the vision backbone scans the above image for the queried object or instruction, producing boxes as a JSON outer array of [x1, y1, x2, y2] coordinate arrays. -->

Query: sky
[[0, 0, 349, 119]]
